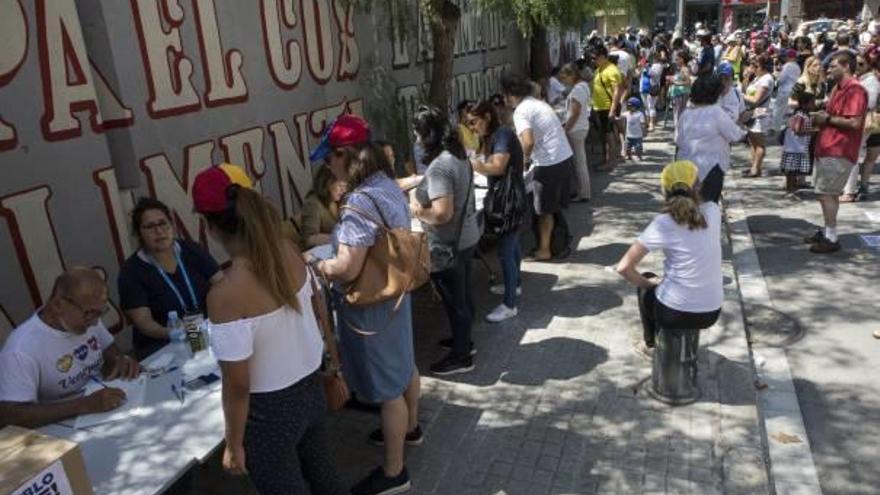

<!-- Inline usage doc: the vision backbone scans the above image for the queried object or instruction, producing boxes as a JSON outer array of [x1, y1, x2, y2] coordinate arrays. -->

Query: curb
[[723, 185, 824, 495]]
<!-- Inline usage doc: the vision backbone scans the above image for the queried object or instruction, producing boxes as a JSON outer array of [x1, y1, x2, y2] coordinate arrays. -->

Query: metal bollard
[[648, 326, 701, 405]]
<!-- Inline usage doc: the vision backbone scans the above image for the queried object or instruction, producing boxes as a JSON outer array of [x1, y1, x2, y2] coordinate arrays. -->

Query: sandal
[[741, 170, 761, 178], [839, 193, 858, 203]]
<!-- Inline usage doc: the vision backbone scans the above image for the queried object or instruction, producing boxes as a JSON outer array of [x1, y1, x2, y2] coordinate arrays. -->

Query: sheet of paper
[[864, 211, 880, 223], [860, 235, 880, 248], [74, 376, 148, 429], [305, 244, 333, 261]]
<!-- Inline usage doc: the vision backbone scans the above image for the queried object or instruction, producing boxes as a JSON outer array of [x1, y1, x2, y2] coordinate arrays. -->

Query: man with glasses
[[0, 267, 140, 428]]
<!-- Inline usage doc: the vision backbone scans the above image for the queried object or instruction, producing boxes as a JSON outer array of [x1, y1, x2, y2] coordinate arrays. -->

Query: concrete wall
[[0, 0, 527, 341]]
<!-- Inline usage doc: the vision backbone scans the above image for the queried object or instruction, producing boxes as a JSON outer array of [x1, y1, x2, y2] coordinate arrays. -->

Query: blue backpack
[[640, 68, 652, 94]]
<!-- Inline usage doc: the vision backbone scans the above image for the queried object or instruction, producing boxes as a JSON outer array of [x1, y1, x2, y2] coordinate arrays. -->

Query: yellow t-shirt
[[592, 63, 623, 111]]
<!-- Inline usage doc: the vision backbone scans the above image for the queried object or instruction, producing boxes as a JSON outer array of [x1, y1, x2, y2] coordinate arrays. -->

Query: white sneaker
[[485, 304, 518, 323], [489, 284, 522, 296]]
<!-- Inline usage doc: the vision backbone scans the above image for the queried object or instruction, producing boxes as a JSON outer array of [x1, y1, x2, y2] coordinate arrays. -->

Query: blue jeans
[[430, 247, 475, 358], [497, 231, 521, 308]]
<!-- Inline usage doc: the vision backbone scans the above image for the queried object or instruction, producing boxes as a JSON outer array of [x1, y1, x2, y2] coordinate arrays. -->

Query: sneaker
[[429, 353, 474, 376], [490, 283, 522, 296], [803, 229, 824, 244], [485, 304, 518, 323], [437, 338, 477, 356], [351, 466, 411, 495], [368, 425, 424, 446], [873, 329, 880, 339], [809, 236, 841, 254]]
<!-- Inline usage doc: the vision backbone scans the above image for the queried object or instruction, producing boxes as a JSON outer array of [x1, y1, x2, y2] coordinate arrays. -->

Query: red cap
[[309, 114, 370, 162], [192, 164, 253, 213]]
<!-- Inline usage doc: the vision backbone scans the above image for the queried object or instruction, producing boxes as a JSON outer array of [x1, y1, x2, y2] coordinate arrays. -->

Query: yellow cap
[[218, 163, 253, 189], [660, 160, 698, 192]]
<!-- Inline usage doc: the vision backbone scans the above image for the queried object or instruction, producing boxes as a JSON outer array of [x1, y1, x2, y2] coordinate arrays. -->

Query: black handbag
[[483, 145, 526, 236]]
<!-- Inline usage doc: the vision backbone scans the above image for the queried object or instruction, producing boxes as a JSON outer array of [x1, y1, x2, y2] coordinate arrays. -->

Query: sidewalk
[[326, 130, 771, 495], [725, 137, 880, 495]]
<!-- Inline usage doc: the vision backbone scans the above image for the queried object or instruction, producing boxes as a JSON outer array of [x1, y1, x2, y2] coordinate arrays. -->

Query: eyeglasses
[[62, 296, 110, 320], [140, 219, 171, 232]]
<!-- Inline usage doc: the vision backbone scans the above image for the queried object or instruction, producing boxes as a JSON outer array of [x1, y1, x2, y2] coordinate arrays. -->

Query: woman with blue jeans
[[465, 101, 526, 323]]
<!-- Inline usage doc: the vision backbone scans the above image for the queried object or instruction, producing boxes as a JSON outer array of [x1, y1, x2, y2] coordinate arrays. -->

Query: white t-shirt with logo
[[512, 97, 573, 167], [637, 202, 723, 313], [0, 314, 115, 403], [565, 81, 592, 133]]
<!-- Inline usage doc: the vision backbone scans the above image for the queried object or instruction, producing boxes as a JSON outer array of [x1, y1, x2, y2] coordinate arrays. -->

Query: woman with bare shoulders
[[192, 164, 345, 495]]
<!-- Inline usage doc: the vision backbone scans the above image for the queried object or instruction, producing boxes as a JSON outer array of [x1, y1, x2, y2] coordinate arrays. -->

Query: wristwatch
[[825, 115, 832, 126]]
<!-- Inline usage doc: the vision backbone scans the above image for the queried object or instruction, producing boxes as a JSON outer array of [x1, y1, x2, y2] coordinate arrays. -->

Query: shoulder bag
[[483, 139, 526, 236], [341, 191, 430, 307], [305, 263, 349, 411], [428, 162, 473, 273]]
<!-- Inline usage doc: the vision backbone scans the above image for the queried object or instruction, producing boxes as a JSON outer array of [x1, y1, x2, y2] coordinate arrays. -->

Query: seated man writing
[[0, 266, 140, 428]]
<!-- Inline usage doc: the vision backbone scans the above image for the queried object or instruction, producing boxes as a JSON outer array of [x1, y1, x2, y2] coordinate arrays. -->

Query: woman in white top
[[742, 54, 775, 177], [773, 49, 803, 131], [676, 75, 747, 203], [559, 63, 592, 202], [192, 164, 345, 495], [616, 161, 722, 348]]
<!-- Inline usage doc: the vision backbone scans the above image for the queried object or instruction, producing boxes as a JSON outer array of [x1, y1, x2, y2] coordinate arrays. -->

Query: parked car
[[795, 19, 847, 37]]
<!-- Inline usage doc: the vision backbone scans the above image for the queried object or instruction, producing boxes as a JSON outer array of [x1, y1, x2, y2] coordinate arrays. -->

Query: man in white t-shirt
[[501, 73, 574, 261], [0, 267, 140, 428], [610, 37, 634, 95]]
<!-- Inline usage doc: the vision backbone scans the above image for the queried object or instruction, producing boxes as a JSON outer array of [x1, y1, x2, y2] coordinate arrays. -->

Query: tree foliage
[[475, 0, 654, 37]]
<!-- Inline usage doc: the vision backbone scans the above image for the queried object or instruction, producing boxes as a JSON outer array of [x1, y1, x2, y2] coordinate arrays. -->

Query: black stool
[[648, 326, 701, 405]]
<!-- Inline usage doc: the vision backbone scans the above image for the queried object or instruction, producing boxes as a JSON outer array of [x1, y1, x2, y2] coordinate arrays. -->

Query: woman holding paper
[[193, 164, 345, 495]]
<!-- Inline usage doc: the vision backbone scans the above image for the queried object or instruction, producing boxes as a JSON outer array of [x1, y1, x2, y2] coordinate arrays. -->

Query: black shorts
[[532, 158, 572, 215], [594, 110, 615, 134], [867, 133, 880, 148]]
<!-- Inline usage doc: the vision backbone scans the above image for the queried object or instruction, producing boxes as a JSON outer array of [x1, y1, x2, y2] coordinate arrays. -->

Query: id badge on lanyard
[[152, 242, 201, 318]]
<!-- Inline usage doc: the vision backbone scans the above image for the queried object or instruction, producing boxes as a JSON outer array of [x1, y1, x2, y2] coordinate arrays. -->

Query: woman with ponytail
[[615, 161, 722, 349], [192, 164, 345, 495]]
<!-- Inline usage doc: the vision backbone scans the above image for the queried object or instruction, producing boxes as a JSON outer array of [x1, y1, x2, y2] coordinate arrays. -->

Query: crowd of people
[[2, 12, 880, 495]]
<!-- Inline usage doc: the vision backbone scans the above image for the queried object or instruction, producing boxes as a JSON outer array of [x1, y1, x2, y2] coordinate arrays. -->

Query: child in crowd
[[622, 97, 648, 160], [779, 92, 816, 197]]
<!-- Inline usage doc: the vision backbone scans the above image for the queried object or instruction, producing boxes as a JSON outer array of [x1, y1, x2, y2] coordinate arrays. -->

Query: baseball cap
[[785, 48, 797, 59], [661, 161, 698, 192], [627, 97, 642, 108], [717, 61, 735, 76], [193, 163, 253, 213], [308, 113, 370, 162]]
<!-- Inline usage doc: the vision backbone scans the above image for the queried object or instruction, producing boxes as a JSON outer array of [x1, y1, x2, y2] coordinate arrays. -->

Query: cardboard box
[[0, 426, 93, 495]]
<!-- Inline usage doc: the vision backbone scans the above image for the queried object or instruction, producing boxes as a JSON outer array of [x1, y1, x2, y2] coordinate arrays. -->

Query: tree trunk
[[427, 0, 461, 114], [529, 25, 551, 81]]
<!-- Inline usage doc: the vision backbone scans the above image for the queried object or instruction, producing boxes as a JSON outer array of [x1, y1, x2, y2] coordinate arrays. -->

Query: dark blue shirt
[[118, 239, 219, 358], [487, 126, 524, 188]]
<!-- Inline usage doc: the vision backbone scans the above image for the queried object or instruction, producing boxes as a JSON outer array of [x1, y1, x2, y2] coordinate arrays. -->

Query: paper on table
[[860, 235, 880, 248], [74, 376, 148, 429], [305, 244, 333, 261]]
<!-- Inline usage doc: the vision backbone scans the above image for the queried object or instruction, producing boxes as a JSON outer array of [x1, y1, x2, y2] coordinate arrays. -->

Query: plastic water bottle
[[167, 311, 185, 342]]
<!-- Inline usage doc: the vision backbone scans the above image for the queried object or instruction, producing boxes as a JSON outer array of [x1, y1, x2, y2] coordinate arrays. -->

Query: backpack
[[640, 68, 652, 94]]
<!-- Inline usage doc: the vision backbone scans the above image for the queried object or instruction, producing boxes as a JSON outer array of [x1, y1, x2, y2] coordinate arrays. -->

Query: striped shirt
[[336, 173, 410, 247]]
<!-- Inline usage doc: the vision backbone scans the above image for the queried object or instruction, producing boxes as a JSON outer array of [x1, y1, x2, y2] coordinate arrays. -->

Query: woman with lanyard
[[118, 197, 222, 359]]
